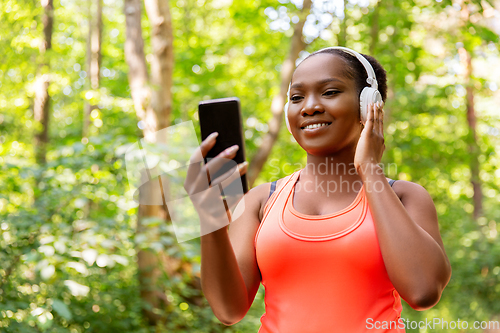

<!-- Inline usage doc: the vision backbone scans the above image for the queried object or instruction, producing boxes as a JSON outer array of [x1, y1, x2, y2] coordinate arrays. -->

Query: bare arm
[[200, 183, 268, 325], [361, 169, 451, 310], [355, 103, 451, 310], [185, 132, 273, 325]]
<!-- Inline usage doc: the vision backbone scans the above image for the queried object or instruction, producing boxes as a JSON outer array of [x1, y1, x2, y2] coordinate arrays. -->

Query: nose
[[300, 94, 324, 117]]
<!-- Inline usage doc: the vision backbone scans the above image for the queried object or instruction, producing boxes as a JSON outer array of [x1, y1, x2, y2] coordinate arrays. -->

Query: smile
[[301, 122, 331, 130]]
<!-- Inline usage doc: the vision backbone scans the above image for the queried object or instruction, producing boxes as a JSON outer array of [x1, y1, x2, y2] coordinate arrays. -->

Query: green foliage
[[1, 0, 499, 332]]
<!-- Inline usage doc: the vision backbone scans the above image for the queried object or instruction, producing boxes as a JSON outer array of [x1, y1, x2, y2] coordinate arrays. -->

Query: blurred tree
[[34, 0, 54, 165], [83, 0, 103, 138], [124, 0, 175, 325], [247, 0, 312, 187], [458, 0, 483, 220]]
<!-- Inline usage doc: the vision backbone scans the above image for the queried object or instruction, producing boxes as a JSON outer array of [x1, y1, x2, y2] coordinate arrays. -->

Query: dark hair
[[299, 48, 388, 102]]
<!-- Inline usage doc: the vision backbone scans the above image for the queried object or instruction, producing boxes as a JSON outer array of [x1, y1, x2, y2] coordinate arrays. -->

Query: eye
[[290, 95, 303, 102], [323, 90, 340, 96]]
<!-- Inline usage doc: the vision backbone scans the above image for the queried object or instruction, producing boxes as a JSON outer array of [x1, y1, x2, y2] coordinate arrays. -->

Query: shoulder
[[389, 179, 434, 205], [386, 180, 445, 253], [246, 178, 286, 222], [388, 180, 439, 227]]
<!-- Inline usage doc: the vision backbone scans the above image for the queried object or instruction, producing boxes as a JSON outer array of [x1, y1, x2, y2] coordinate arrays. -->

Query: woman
[[186, 47, 451, 332]]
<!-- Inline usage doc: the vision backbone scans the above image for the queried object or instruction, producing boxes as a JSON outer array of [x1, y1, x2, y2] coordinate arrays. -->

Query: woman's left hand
[[354, 102, 385, 175]]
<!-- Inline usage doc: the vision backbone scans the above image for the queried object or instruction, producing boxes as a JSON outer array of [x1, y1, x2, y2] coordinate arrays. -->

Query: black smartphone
[[198, 97, 248, 194]]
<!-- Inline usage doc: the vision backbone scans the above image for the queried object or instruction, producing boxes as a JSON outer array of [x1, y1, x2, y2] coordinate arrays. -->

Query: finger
[[364, 103, 374, 133], [186, 132, 218, 190], [216, 162, 248, 211], [210, 161, 248, 188], [199, 132, 219, 160], [373, 102, 380, 132], [204, 145, 239, 183], [185, 150, 204, 192], [374, 101, 380, 134], [378, 102, 384, 136]]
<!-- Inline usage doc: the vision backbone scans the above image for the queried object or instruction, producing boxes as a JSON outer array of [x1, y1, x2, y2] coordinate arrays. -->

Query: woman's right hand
[[183, 132, 248, 228]]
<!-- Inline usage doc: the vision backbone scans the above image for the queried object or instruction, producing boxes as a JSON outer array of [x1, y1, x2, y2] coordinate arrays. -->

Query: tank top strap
[[262, 171, 300, 220], [268, 180, 277, 199]]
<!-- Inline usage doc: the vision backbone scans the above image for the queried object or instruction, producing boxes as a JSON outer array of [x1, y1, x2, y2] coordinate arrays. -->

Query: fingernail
[[209, 132, 219, 139], [238, 161, 248, 169], [226, 145, 239, 154]]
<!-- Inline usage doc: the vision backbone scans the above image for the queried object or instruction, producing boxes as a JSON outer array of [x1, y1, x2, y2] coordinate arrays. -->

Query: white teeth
[[303, 123, 329, 129]]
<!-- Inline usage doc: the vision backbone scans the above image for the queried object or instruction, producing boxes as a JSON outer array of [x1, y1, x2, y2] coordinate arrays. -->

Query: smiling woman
[[187, 47, 452, 333]]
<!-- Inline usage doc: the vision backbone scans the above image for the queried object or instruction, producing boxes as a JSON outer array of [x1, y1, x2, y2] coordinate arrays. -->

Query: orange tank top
[[254, 169, 405, 333]]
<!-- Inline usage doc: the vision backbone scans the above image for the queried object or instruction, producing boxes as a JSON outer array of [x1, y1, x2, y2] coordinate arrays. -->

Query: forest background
[[1, 0, 500, 332]]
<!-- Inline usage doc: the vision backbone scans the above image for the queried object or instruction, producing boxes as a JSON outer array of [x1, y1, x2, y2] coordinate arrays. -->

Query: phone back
[[199, 97, 248, 193]]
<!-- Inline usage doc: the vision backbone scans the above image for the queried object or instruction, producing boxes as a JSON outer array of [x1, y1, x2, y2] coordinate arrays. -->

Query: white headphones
[[284, 46, 383, 133]]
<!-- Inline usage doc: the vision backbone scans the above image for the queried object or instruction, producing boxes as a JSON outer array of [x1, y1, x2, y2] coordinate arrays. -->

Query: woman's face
[[287, 53, 363, 157]]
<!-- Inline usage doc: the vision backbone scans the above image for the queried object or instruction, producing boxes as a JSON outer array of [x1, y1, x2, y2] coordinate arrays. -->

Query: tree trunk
[[144, 0, 173, 130], [459, 47, 483, 220], [459, 2, 483, 220], [83, 0, 103, 138], [246, 0, 313, 187], [34, 0, 54, 165], [124, 0, 156, 139], [124, 0, 175, 325], [124, 0, 162, 324], [145, 0, 179, 320]]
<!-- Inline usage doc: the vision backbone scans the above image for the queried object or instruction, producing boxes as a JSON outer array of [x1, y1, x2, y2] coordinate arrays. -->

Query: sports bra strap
[[388, 179, 397, 187], [268, 180, 277, 198]]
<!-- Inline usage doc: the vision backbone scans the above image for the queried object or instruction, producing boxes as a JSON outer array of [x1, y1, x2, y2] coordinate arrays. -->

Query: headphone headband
[[310, 46, 378, 90]]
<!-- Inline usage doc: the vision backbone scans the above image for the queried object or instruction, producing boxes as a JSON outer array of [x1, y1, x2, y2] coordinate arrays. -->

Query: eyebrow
[[290, 77, 344, 89]]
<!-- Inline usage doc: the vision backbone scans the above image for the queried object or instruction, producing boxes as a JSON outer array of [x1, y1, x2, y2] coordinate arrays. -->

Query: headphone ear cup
[[359, 88, 382, 124], [284, 101, 291, 133]]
